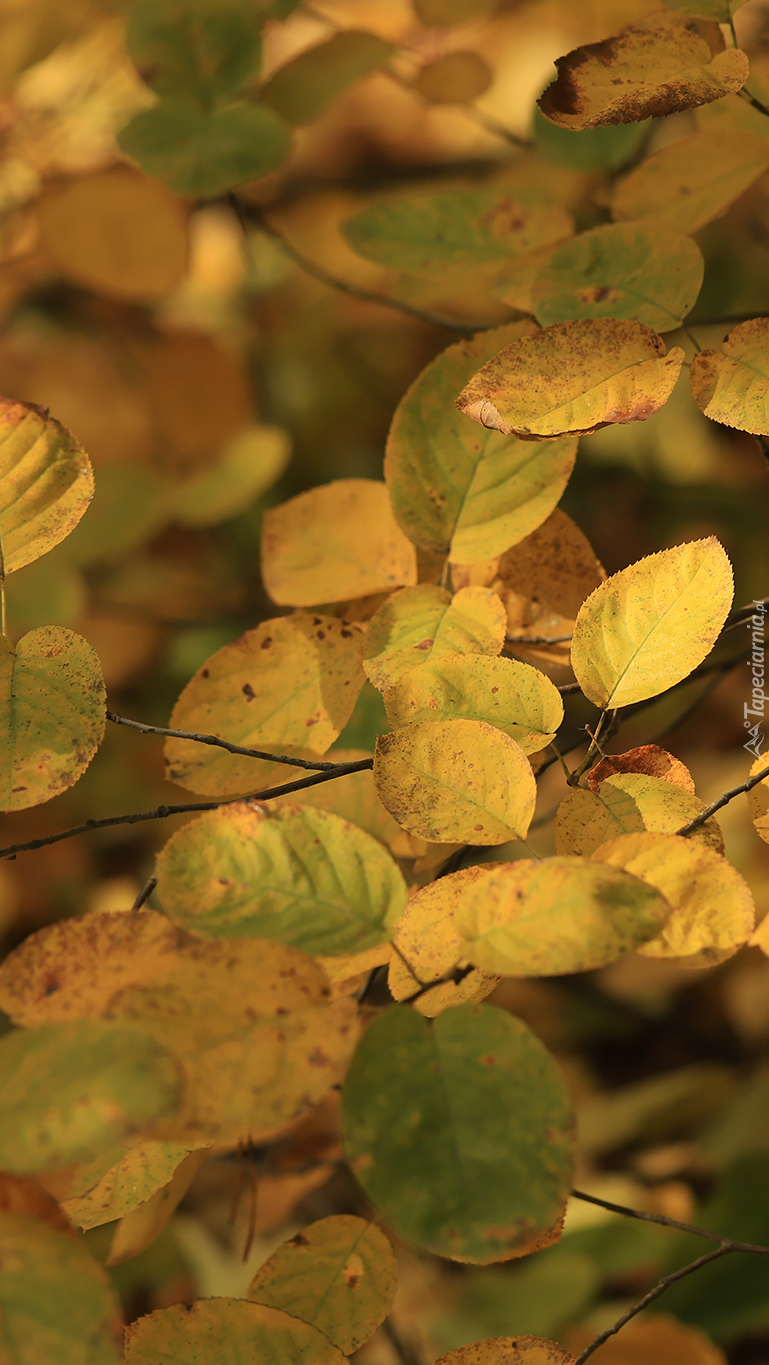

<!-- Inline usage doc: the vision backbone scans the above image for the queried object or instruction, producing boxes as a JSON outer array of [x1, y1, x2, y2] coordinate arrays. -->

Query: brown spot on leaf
[[261, 637, 273, 650], [242, 683, 255, 700]]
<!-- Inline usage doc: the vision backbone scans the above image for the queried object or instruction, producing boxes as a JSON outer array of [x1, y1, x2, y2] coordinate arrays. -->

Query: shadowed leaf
[[125, 1298, 347, 1364], [126, 0, 262, 103], [555, 774, 725, 858], [611, 129, 769, 234], [416, 52, 491, 103], [261, 31, 394, 125], [118, 100, 292, 197]]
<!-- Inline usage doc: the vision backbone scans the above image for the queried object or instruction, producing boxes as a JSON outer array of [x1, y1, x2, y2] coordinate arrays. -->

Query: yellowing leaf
[[415, 51, 491, 104], [165, 612, 365, 796], [531, 223, 703, 333], [454, 857, 670, 976], [261, 31, 394, 126], [125, 1299, 347, 1365], [571, 538, 733, 708], [383, 655, 563, 754], [567, 1313, 726, 1364], [611, 130, 769, 234], [364, 585, 506, 691], [747, 754, 769, 845], [106, 1147, 206, 1265], [555, 774, 725, 857], [538, 23, 748, 130], [435, 1339, 575, 1365], [126, 0, 262, 104], [690, 318, 769, 433], [385, 324, 577, 563], [155, 801, 407, 955], [374, 719, 536, 845], [261, 479, 417, 606], [0, 397, 94, 574], [61, 1139, 199, 1231], [592, 832, 754, 966], [587, 744, 695, 794], [0, 626, 106, 812], [247, 1215, 397, 1353], [341, 1004, 574, 1263], [456, 320, 684, 439], [388, 868, 500, 1017], [171, 423, 291, 527], [271, 748, 408, 853], [668, 0, 749, 16], [37, 168, 187, 301]]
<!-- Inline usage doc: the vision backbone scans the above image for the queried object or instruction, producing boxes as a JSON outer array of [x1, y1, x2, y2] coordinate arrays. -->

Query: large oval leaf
[[555, 774, 725, 857], [0, 397, 94, 575], [125, 1299, 346, 1364], [611, 129, 769, 234], [341, 1004, 574, 1262], [435, 1340, 576, 1365], [261, 31, 394, 125], [126, 0, 262, 103], [690, 318, 769, 433], [388, 867, 500, 1018], [118, 100, 293, 197], [364, 584, 506, 691]]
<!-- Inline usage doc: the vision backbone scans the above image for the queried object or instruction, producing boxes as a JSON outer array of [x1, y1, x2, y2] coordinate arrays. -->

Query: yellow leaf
[[456, 319, 684, 439], [747, 754, 769, 846], [690, 318, 769, 433], [0, 626, 105, 812], [61, 1139, 199, 1231], [171, 423, 291, 527], [383, 654, 563, 754], [570, 538, 733, 708], [538, 22, 748, 130], [125, 1299, 347, 1365], [261, 479, 417, 607], [165, 613, 365, 796], [271, 748, 407, 852], [363, 584, 506, 692], [374, 718, 536, 845], [587, 744, 695, 795], [0, 397, 94, 575], [388, 869, 500, 1017], [454, 857, 670, 977], [592, 832, 754, 966], [555, 774, 724, 857], [415, 52, 491, 104], [106, 1148, 206, 1266], [567, 1313, 726, 1364], [435, 1337, 576, 1365], [611, 130, 769, 234]]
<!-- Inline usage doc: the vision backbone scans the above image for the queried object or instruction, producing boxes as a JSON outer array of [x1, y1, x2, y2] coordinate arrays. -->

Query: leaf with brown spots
[[538, 22, 748, 131], [690, 317, 769, 433], [566, 1314, 726, 1364], [388, 867, 500, 1017], [364, 584, 506, 692], [0, 626, 105, 812], [435, 1338, 576, 1365], [61, 1139, 201, 1232], [248, 1215, 397, 1353], [0, 397, 94, 575], [125, 1299, 347, 1365], [555, 774, 725, 858], [456, 320, 683, 440], [587, 745, 695, 794]]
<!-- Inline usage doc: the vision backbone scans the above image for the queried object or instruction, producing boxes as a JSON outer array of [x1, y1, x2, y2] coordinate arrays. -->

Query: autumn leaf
[[416, 52, 491, 103], [364, 584, 506, 691], [435, 1339, 576, 1365], [125, 1299, 347, 1365], [126, 0, 263, 104], [611, 130, 769, 234], [747, 754, 769, 846], [0, 398, 94, 575], [555, 773, 725, 857], [261, 31, 395, 125], [690, 318, 769, 433], [61, 1139, 201, 1232], [106, 1147, 206, 1265], [587, 744, 696, 794], [388, 867, 500, 1017]]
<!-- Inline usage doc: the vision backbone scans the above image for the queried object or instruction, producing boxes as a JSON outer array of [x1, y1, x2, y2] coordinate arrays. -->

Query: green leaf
[[363, 585, 506, 691], [0, 397, 94, 575], [126, 0, 262, 104], [118, 99, 292, 197], [341, 1004, 574, 1262], [383, 654, 563, 754], [531, 223, 703, 333], [155, 800, 407, 955], [0, 627, 105, 812], [0, 1020, 184, 1173], [385, 324, 577, 562], [125, 1298, 347, 1364], [0, 1211, 122, 1365], [247, 1215, 398, 1352], [533, 105, 651, 171], [261, 31, 394, 126]]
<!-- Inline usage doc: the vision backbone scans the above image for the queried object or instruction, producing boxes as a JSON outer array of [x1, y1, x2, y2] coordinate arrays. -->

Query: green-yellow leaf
[[118, 100, 293, 198], [164, 612, 365, 795], [0, 1020, 184, 1173], [570, 537, 733, 708], [171, 423, 291, 527], [261, 479, 417, 606], [271, 748, 409, 854], [690, 318, 769, 433], [126, 0, 262, 103], [453, 857, 670, 977], [374, 718, 536, 845], [0, 397, 94, 574], [434, 1339, 576, 1365], [385, 324, 577, 562], [456, 319, 684, 439], [247, 1215, 397, 1352], [534, 104, 651, 172], [261, 31, 394, 126], [747, 754, 769, 845], [341, 1004, 574, 1263], [554, 773, 725, 857], [0, 626, 105, 812], [611, 130, 769, 234], [364, 585, 506, 691], [125, 1299, 347, 1364], [155, 800, 407, 955], [61, 1139, 199, 1231], [538, 22, 748, 130], [0, 1211, 122, 1365], [383, 654, 563, 753], [388, 867, 501, 1017], [106, 1147, 206, 1265], [531, 223, 703, 333], [592, 832, 755, 966]]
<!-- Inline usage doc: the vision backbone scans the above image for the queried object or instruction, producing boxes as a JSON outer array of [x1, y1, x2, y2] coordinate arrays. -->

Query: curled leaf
[[690, 318, 769, 434]]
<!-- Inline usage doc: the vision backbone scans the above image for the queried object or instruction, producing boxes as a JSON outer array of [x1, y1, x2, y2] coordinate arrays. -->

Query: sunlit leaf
[[690, 318, 769, 433], [261, 31, 394, 126], [570, 537, 733, 708], [118, 99, 293, 197], [342, 1004, 574, 1262], [415, 51, 491, 103], [0, 397, 94, 574], [383, 654, 563, 753], [0, 627, 105, 812], [611, 130, 769, 234], [538, 22, 748, 130], [374, 718, 536, 844], [385, 324, 577, 562], [531, 223, 703, 333], [125, 1298, 347, 1364], [171, 423, 291, 526], [126, 0, 262, 103], [247, 1215, 397, 1352], [593, 832, 755, 966], [364, 585, 506, 691], [165, 612, 365, 796], [587, 744, 695, 794], [155, 800, 407, 955], [61, 1139, 199, 1231], [456, 319, 684, 439], [747, 754, 769, 846], [261, 479, 417, 606], [555, 773, 725, 857], [388, 867, 501, 1017], [435, 1338, 576, 1365], [106, 1147, 206, 1265]]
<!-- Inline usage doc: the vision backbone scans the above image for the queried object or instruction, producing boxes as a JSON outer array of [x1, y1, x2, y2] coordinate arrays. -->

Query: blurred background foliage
[[2, 0, 769, 1360]]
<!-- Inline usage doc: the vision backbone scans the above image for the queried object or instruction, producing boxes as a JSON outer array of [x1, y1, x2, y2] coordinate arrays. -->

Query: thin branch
[[675, 762, 769, 836], [106, 710, 343, 771], [569, 1188, 763, 1249], [131, 875, 157, 911], [506, 634, 572, 645]]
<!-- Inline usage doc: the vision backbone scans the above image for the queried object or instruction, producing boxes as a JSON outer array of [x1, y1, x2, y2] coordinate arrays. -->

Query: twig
[[569, 1188, 764, 1248], [107, 710, 344, 771], [131, 875, 157, 911], [675, 762, 769, 836], [506, 634, 572, 645]]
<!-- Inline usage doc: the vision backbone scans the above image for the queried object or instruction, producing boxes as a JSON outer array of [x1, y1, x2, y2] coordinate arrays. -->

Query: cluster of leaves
[[2, 0, 769, 1362]]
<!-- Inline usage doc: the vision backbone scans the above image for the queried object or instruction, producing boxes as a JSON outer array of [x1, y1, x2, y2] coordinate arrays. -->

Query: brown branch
[[675, 762, 769, 837], [106, 710, 343, 771], [131, 875, 157, 911]]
